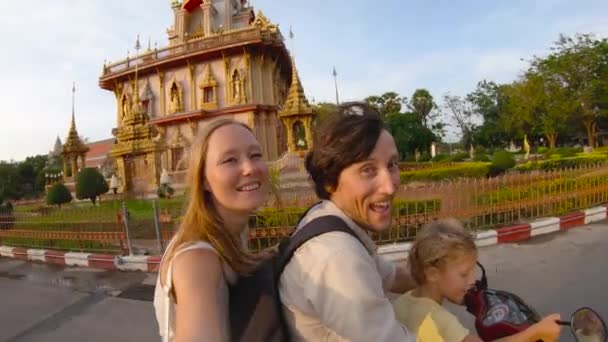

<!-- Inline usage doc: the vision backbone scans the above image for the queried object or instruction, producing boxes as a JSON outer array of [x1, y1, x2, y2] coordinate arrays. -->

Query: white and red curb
[[1, 205, 607, 271], [0, 247, 162, 272], [378, 204, 608, 263]]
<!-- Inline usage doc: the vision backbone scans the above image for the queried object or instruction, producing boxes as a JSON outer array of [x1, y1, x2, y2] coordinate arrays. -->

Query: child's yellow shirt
[[393, 291, 469, 342]]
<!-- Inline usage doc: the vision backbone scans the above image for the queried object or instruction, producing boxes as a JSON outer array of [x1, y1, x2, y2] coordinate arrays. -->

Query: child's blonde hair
[[409, 218, 477, 285]]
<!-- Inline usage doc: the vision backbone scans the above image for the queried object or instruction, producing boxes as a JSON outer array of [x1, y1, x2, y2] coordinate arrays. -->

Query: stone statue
[[169, 87, 179, 113], [122, 98, 130, 117], [523, 135, 530, 160], [234, 82, 241, 103]]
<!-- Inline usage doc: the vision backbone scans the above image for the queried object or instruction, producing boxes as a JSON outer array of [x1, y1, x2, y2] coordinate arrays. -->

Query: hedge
[[515, 154, 607, 171], [249, 199, 442, 229], [476, 175, 607, 205], [400, 163, 491, 182], [393, 199, 441, 216]]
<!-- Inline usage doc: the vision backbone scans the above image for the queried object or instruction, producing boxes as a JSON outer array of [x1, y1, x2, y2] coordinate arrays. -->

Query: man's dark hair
[[305, 102, 385, 199]]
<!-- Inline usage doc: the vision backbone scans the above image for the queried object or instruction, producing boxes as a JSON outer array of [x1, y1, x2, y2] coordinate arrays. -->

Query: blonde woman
[[154, 119, 269, 342]]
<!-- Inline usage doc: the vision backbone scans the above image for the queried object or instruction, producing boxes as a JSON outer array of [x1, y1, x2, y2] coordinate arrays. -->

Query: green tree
[[533, 34, 608, 147], [76, 167, 109, 205], [442, 94, 477, 147], [467, 80, 511, 147], [46, 182, 72, 208], [0, 161, 21, 201], [409, 89, 437, 128], [385, 112, 438, 160], [312, 102, 338, 126], [502, 72, 571, 148], [365, 91, 406, 119]]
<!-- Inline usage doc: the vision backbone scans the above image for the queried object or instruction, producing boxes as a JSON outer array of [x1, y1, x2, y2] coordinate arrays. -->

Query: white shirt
[[279, 200, 413, 341], [153, 241, 236, 342]]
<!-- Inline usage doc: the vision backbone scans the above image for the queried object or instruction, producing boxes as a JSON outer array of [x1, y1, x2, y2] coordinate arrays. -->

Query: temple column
[[304, 117, 313, 149], [63, 158, 68, 180], [158, 71, 165, 116], [115, 157, 127, 193], [148, 152, 160, 189], [80, 154, 86, 170], [71, 156, 78, 178], [200, 4, 213, 36], [285, 119, 295, 153]]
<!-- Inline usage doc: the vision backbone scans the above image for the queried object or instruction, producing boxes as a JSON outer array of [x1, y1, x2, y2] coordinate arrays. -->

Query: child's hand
[[531, 313, 562, 342]]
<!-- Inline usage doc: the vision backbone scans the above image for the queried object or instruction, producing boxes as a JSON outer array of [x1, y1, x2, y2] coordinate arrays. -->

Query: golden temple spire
[[132, 35, 142, 114], [63, 82, 88, 154], [280, 57, 313, 117], [70, 81, 76, 132]]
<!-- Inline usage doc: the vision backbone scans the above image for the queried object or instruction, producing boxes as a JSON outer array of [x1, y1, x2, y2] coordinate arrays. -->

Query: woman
[[279, 102, 416, 341], [154, 118, 270, 342]]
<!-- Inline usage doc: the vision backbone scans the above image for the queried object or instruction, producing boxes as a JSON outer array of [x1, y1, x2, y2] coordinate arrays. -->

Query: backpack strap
[[275, 215, 364, 278]]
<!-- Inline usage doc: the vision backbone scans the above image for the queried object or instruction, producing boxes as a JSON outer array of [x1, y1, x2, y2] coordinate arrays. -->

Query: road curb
[[1, 205, 606, 271]]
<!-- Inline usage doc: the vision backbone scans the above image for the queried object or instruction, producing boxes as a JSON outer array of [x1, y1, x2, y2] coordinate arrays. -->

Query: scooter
[[465, 263, 607, 342]]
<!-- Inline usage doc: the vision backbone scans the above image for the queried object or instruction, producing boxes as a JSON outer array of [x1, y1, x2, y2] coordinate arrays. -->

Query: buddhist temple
[[98, 0, 315, 194]]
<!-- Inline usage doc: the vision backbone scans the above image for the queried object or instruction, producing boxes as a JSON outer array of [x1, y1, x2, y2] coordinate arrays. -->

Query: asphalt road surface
[[0, 222, 607, 341]]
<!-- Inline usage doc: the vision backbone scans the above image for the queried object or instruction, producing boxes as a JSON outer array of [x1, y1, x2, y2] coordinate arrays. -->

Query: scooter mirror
[[571, 307, 607, 342]]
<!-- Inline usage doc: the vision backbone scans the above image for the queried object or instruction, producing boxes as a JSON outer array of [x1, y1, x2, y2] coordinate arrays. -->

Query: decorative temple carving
[[168, 79, 184, 114], [252, 10, 278, 33], [229, 68, 247, 105], [141, 80, 154, 117], [199, 65, 218, 110]]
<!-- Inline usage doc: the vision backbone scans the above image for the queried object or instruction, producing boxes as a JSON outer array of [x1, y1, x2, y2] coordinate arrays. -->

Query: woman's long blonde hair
[[162, 118, 261, 276]]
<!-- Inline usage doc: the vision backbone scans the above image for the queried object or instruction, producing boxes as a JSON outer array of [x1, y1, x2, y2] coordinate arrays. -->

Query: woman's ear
[[203, 179, 211, 192]]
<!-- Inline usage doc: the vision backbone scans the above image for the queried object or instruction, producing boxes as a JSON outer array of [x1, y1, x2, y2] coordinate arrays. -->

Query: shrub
[[474, 153, 490, 162], [76, 168, 109, 205], [250, 207, 306, 228], [46, 183, 73, 208], [449, 152, 469, 162], [400, 163, 491, 182], [542, 147, 583, 159], [418, 153, 431, 162], [157, 184, 175, 199], [431, 154, 450, 162], [490, 151, 516, 176]]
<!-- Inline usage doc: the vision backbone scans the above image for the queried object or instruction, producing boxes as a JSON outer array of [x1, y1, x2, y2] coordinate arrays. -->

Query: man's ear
[[324, 183, 335, 196]]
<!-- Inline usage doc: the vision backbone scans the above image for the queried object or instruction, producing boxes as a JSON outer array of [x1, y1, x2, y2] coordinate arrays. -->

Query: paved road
[[0, 223, 607, 341]]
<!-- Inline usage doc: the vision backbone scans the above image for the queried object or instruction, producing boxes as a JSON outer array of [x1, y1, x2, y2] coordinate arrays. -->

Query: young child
[[393, 218, 562, 342]]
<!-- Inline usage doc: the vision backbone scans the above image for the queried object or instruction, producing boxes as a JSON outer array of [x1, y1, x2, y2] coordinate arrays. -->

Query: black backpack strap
[[275, 215, 364, 278]]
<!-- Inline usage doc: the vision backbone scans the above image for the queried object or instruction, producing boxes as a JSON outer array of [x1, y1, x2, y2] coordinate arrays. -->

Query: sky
[[1, 0, 608, 162]]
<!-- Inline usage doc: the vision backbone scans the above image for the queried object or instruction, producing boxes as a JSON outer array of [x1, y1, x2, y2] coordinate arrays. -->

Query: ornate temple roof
[[50, 136, 62, 157], [62, 111, 89, 155], [280, 58, 313, 117], [181, 0, 248, 12]]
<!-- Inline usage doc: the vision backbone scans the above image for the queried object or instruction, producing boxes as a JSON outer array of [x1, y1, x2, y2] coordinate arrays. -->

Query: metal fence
[[1, 164, 607, 255]]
